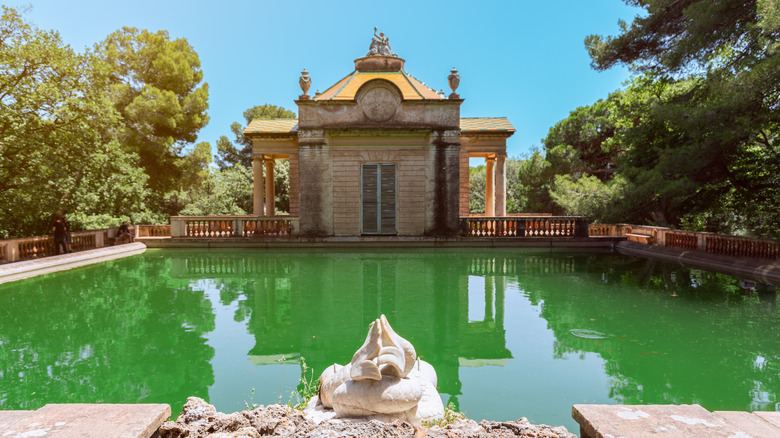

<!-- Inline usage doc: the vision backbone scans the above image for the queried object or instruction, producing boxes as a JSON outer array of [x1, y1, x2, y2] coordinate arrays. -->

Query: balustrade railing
[[706, 235, 779, 259], [17, 236, 56, 260], [170, 216, 298, 238], [665, 231, 698, 250], [0, 226, 143, 263], [588, 223, 622, 236], [69, 232, 97, 252], [136, 225, 171, 237], [460, 217, 589, 238], [589, 223, 779, 260]]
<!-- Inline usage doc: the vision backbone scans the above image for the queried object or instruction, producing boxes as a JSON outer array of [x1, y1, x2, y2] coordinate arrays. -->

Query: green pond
[[1, 248, 778, 434]]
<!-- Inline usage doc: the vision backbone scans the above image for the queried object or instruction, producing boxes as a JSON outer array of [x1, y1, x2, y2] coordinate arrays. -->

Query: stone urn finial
[[448, 67, 460, 99], [299, 69, 311, 100]]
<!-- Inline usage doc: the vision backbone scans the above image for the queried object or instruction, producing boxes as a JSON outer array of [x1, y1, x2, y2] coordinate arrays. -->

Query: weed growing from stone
[[244, 387, 260, 410], [422, 403, 464, 428], [289, 357, 320, 410]]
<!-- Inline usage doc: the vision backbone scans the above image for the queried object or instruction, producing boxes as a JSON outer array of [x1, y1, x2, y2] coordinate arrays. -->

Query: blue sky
[[24, 0, 642, 159]]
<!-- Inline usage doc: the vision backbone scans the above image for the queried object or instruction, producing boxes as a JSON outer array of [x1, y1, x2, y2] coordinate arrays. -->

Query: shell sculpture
[[312, 315, 444, 425]]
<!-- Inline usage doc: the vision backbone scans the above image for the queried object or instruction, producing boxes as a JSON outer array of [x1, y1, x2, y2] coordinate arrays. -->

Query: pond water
[[1, 248, 778, 434]]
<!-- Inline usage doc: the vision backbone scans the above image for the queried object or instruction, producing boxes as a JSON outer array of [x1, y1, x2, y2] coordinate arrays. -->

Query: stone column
[[495, 276, 505, 331], [265, 158, 275, 217], [253, 157, 264, 216], [485, 275, 495, 324], [429, 130, 461, 236], [485, 156, 495, 217], [298, 129, 333, 236], [495, 154, 506, 217]]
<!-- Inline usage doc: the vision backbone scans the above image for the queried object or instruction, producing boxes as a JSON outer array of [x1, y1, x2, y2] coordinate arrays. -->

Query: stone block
[[0, 403, 170, 438], [752, 411, 780, 429], [713, 411, 780, 436], [0, 410, 33, 428], [572, 404, 755, 438]]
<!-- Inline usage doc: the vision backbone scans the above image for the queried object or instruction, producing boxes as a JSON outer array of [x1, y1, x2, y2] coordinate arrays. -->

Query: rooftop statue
[[305, 315, 444, 426], [367, 27, 397, 57]]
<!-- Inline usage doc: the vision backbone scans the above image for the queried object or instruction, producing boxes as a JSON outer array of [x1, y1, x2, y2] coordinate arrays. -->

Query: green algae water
[[1, 248, 777, 434]]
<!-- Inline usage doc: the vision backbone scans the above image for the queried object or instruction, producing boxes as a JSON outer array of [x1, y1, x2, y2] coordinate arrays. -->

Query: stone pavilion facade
[[244, 35, 514, 237]]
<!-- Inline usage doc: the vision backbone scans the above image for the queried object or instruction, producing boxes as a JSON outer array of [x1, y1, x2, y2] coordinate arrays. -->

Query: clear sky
[[23, 0, 642, 159]]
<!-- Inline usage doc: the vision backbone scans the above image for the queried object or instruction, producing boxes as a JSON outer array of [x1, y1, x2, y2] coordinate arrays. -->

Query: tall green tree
[[572, 0, 780, 237], [95, 27, 210, 209], [0, 7, 151, 238], [179, 164, 253, 216], [468, 165, 486, 214]]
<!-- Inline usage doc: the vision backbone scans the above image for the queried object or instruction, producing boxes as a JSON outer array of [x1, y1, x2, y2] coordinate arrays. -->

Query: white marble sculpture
[[306, 315, 444, 425]]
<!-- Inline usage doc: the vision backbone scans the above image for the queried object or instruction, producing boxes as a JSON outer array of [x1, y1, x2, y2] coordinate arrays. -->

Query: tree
[[0, 7, 151, 238], [214, 104, 296, 214], [95, 27, 210, 208], [468, 165, 485, 214], [515, 149, 559, 214], [179, 164, 253, 215], [215, 104, 296, 170], [543, 97, 621, 181], [583, 0, 780, 237]]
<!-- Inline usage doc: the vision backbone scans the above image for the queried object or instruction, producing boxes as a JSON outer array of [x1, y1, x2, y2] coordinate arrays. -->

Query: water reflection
[[0, 252, 216, 412], [171, 251, 514, 406], [1, 248, 777, 429], [168, 249, 778, 416]]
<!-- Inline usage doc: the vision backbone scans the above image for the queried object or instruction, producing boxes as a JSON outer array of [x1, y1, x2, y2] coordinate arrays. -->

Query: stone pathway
[[573, 404, 780, 437], [0, 242, 146, 285], [0, 403, 169, 438]]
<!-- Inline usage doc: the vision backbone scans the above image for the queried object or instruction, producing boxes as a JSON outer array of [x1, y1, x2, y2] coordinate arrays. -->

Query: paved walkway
[[0, 403, 169, 438], [573, 404, 780, 438], [0, 242, 146, 285]]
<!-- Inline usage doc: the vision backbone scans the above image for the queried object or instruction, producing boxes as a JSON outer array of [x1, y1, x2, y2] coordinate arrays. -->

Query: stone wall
[[330, 140, 429, 236]]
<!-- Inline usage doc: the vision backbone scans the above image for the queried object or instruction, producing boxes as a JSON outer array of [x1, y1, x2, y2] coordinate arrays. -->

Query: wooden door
[[361, 163, 397, 235]]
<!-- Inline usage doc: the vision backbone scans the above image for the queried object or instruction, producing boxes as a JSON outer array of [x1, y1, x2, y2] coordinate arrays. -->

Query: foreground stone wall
[[160, 397, 575, 438]]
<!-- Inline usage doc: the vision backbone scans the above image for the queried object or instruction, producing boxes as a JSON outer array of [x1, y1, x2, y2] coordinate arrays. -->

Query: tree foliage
[[210, 104, 296, 214], [534, 0, 780, 239], [0, 7, 153, 238], [0, 8, 212, 237], [179, 164, 253, 216], [215, 104, 296, 170], [95, 27, 210, 208]]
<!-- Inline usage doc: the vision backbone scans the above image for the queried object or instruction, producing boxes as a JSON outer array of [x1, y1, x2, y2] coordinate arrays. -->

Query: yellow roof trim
[[243, 117, 514, 135], [244, 119, 299, 134], [460, 117, 515, 133], [314, 71, 443, 101]]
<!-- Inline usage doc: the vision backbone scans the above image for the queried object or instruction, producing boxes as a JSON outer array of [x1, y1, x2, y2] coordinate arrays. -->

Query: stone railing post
[[95, 230, 105, 248], [171, 217, 185, 238], [697, 232, 707, 251], [290, 218, 300, 236], [233, 219, 243, 237], [574, 217, 589, 237]]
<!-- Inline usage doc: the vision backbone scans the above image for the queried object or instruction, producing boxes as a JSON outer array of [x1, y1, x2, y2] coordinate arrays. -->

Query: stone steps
[[573, 404, 780, 438], [0, 404, 170, 438]]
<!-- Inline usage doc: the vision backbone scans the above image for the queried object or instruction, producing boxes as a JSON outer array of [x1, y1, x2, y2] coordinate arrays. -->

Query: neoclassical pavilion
[[244, 33, 514, 237]]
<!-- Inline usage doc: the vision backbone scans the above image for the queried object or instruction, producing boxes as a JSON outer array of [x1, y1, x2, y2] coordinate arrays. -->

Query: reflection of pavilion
[[170, 252, 513, 398]]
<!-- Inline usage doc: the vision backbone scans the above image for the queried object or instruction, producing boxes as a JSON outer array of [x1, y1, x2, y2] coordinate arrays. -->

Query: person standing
[[52, 215, 69, 255], [62, 211, 72, 252]]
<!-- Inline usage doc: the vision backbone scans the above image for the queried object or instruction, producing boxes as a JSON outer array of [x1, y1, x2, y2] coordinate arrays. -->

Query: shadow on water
[[0, 248, 777, 431]]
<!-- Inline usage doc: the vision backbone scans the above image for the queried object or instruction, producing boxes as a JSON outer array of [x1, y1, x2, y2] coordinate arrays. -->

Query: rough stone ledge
[[159, 397, 575, 438], [616, 240, 780, 285]]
